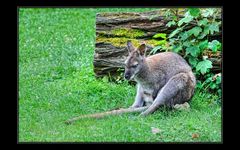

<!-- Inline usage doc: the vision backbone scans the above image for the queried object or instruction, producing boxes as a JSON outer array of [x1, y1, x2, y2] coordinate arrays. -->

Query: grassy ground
[[19, 8, 221, 142]]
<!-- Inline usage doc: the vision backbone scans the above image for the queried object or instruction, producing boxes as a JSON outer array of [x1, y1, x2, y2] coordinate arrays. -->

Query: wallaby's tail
[[65, 106, 149, 125]]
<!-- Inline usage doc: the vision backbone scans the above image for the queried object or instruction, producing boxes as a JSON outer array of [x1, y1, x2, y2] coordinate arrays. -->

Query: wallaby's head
[[124, 41, 146, 80]]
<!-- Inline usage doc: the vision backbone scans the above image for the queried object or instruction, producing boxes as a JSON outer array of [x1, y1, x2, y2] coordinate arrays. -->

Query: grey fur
[[124, 41, 196, 116]]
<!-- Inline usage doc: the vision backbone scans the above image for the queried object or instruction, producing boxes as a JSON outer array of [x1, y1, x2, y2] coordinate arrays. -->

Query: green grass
[[19, 8, 221, 142]]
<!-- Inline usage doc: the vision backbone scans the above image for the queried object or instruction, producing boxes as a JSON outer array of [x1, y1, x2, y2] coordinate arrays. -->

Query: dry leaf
[[212, 73, 221, 81], [192, 133, 199, 139], [151, 127, 161, 134]]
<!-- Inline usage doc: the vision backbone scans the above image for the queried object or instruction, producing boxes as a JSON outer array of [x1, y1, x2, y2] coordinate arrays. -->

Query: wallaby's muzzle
[[124, 72, 131, 80]]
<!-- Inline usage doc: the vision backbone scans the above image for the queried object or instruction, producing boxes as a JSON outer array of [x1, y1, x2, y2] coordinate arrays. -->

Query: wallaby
[[124, 41, 196, 116], [65, 41, 196, 124]]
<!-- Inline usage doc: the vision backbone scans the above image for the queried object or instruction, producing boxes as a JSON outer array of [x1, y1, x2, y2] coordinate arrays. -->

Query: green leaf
[[196, 59, 213, 75], [203, 25, 210, 35], [187, 27, 202, 37], [198, 40, 208, 51], [173, 16, 178, 21], [216, 76, 221, 84], [188, 57, 198, 67], [186, 46, 200, 57], [168, 28, 182, 38], [153, 33, 167, 39], [210, 83, 217, 89], [172, 45, 182, 53], [169, 38, 176, 44], [209, 22, 219, 35], [203, 21, 220, 38], [188, 8, 200, 17], [150, 46, 162, 54], [191, 39, 196, 43], [206, 76, 212, 83], [198, 32, 207, 39], [198, 18, 208, 26], [183, 41, 192, 47], [217, 89, 222, 96], [180, 31, 190, 41], [208, 40, 221, 52], [156, 40, 167, 45], [201, 9, 215, 18], [166, 20, 176, 27], [178, 16, 193, 26], [208, 43, 217, 52]]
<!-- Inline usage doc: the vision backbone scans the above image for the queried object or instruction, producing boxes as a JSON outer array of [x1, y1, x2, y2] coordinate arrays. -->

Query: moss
[[96, 28, 161, 47], [111, 28, 145, 38], [145, 39, 161, 47], [96, 36, 160, 47], [96, 37, 140, 47], [97, 28, 145, 39], [97, 31, 109, 37]]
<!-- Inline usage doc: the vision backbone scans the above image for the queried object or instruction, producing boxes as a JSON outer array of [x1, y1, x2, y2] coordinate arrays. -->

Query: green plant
[[149, 33, 168, 54], [152, 8, 222, 98]]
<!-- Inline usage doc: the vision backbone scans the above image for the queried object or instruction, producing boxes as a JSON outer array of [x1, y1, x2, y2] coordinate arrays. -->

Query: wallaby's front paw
[[145, 102, 153, 106], [130, 104, 140, 108]]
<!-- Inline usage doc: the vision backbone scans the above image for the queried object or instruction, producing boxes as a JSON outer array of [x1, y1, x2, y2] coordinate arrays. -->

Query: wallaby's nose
[[124, 73, 130, 80]]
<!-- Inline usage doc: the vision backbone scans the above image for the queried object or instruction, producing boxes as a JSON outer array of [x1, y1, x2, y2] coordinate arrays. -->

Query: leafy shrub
[[151, 8, 222, 99]]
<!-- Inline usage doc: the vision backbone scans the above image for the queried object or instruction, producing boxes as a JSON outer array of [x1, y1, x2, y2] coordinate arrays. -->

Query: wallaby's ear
[[127, 40, 135, 53], [137, 44, 146, 56]]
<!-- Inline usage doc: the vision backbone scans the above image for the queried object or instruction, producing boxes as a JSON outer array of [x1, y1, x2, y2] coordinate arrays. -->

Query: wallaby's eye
[[132, 64, 138, 68]]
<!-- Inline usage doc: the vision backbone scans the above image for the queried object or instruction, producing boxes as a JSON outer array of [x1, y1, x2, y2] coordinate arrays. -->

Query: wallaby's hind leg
[[131, 84, 144, 108], [140, 73, 189, 116]]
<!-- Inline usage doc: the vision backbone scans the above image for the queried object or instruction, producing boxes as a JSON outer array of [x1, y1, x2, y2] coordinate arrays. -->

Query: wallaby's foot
[[173, 102, 190, 110], [139, 106, 154, 116], [139, 111, 150, 117], [130, 104, 141, 108], [130, 100, 144, 108]]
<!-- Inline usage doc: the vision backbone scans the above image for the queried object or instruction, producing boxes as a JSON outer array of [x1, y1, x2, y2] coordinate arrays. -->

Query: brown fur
[[124, 41, 196, 116]]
